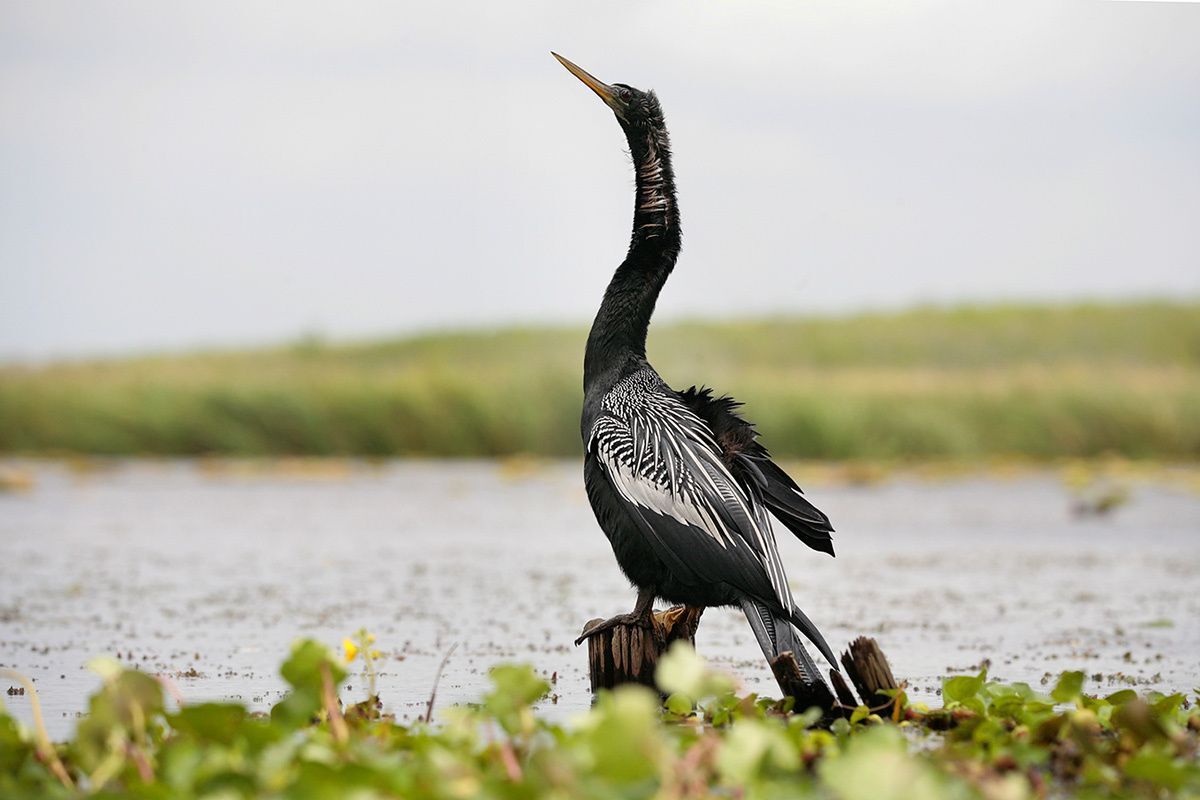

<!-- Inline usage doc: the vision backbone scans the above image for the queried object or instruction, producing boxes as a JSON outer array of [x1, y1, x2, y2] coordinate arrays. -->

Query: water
[[1, 459, 1197, 738]]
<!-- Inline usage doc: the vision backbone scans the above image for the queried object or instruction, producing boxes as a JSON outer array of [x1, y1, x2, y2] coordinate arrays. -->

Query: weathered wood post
[[840, 635, 901, 717], [582, 606, 703, 692], [583, 610, 901, 722]]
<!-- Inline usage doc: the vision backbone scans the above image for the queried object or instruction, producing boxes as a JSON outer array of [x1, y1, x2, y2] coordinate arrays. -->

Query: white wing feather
[[588, 369, 796, 612]]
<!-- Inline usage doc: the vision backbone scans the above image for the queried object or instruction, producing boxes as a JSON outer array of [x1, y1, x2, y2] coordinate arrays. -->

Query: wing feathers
[[591, 369, 798, 613]]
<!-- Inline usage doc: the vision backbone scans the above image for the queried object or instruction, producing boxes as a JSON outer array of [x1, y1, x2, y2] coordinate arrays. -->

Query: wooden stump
[[582, 612, 902, 722], [583, 606, 703, 692], [769, 651, 838, 715], [839, 635, 901, 717]]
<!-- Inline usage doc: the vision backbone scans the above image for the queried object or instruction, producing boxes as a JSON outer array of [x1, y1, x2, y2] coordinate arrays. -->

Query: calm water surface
[[1, 459, 1197, 738]]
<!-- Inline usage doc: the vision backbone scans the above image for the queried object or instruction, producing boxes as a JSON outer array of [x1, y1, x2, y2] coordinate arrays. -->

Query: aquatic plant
[[1, 638, 1196, 798]]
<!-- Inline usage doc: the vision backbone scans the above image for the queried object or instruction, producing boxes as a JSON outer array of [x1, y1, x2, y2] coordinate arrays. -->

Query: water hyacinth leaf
[[793, 705, 825, 730], [483, 664, 549, 735], [0, 714, 32, 774], [280, 639, 346, 692], [656, 641, 733, 699], [72, 667, 168, 776], [86, 656, 125, 683], [1123, 750, 1188, 791], [3, 638, 1200, 798], [1150, 692, 1185, 715], [270, 688, 322, 730], [85, 669, 165, 731], [819, 726, 961, 800], [170, 703, 247, 745], [487, 664, 549, 707], [158, 739, 202, 790], [664, 692, 693, 716], [575, 686, 663, 783], [942, 670, 985, 705], [716, 719, 799, 785], [656, 641, 707, 697], [1104, 689, 1137, 705], [1051, 671, 1085, 703]]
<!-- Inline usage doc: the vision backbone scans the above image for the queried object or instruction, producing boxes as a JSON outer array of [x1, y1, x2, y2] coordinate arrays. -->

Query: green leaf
[[715, 719, 798, 784], [575, 686, 662, 783], [1051, 671, 1085, 703], [279, 639, 346, 693], [665, 693, 693, 716], [482, 663, 549, 735], [270, 687, 321, 730], [793, 705, 824, 729], [1150, 692, 1185, 715], [73, 666, 168, 775], [943, 669, 986, 705], [170, 703, 247, 745], [0, 713, 33, 774], [819, 726, 960, 800], [849, 705, 870, 725], [487, 663, 549, 707], [656, 641, 732, 700], [1124, 751, 1187, 790]]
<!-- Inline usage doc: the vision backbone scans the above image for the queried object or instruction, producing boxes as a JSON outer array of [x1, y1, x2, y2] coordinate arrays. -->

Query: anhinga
[[554, 53, 839, 692]]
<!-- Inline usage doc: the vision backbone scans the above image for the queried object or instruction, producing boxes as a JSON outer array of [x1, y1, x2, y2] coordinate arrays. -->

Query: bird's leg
[[575, 587, 657, 646]]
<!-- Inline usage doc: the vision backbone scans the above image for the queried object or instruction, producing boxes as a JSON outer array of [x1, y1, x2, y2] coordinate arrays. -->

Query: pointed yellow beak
[[552, 52, 621, 112]]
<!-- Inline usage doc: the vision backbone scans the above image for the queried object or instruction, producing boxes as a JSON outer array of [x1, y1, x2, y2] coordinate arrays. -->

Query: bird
[[553, 53, 840, 697]]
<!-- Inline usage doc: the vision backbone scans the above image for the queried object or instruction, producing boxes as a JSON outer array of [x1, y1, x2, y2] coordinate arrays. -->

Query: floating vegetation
[[1, 638, 1197, 798]]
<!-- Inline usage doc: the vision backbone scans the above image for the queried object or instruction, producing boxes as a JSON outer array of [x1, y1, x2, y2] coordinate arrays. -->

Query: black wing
[[589, 369, 833, 664], [678, 386, 835, 557]]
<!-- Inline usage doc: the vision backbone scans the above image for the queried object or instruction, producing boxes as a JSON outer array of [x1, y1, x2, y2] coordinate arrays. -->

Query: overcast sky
[[1, 2, 1198, 360]]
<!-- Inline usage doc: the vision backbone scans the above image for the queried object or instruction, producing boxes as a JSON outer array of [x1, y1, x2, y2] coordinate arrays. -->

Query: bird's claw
[[574, 612, 657, 647]]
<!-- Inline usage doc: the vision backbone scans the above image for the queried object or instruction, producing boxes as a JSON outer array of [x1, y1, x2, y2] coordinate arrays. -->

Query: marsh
[[1, 458, 1197, 738]]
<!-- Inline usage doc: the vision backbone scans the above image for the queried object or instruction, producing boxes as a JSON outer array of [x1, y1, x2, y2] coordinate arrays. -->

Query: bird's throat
[[630, 129, 676, 246], [583, 124, 680, 390]]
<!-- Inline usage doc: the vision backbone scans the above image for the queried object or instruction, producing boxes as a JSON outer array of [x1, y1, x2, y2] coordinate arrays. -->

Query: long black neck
[[583, 110, 681, 390]]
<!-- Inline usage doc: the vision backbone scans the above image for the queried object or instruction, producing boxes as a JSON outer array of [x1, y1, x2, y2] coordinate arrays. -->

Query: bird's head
[[552, 52, 664, 134]]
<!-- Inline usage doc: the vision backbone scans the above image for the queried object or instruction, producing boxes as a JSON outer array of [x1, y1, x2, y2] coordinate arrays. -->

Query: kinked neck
[[584, 121, 681, 389]]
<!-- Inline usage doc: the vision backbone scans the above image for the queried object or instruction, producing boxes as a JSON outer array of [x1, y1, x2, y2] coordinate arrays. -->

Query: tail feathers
[[740, 598, 826, 687], [788, 603, 837, 669], [756, 460, 836, 557]]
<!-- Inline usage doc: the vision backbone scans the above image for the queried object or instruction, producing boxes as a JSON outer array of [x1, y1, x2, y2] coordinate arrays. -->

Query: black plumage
[[554, 54, 838, 689]]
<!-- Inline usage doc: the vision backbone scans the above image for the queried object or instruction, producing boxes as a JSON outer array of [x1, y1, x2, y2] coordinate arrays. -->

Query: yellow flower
[[342, 638, 359, 662], [366, 632, 377, 644], [368, 649, 382, 660]]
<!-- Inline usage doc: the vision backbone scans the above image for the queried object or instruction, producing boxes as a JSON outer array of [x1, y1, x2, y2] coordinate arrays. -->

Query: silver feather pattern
[[587, 368, 797, 614]]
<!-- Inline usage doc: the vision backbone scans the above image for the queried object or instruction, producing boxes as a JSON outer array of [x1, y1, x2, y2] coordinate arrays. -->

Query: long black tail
[[740, 598, 833, 688], [756, 459, 835, 556]]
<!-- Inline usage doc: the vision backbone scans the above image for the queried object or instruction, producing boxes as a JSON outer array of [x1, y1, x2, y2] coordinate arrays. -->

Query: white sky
[[1, 2, 1198, 360]]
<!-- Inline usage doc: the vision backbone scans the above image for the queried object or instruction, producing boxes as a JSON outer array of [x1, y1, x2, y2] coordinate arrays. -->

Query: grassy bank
[[1, 301, 1198, 459]]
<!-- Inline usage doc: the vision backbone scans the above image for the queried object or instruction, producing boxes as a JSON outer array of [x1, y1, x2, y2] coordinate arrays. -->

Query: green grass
[[2, 300, 1198, 459]]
